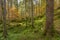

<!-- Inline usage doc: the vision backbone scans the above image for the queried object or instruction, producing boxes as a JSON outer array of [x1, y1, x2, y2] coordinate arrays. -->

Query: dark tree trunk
[[44, 0, 54, 36], [0, 0, 2, 21], [2, 0, 7, 39]]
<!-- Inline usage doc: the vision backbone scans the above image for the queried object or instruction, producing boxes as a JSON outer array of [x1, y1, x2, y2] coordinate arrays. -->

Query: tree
[[7, 0, 11, 25], [2, 0, 7, 39], [30, 0, 34, 28], [7, 0, 13, 7], [24, 0, 28, 27], [14, 0, 18, 11], [44, 0, 54, 36], [23, 0, 34, 28], [0, 0, 2, 21]]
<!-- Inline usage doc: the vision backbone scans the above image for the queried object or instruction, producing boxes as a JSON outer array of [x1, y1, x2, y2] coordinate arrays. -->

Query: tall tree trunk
[[0, 0, 2, 21], [2, 0, 7, 39], [7, 0, 10, 26], [24, 0, 27, 28], [14, 0, 18, 11], [44, 0, 54, 36], [30, 0, 34, 28]]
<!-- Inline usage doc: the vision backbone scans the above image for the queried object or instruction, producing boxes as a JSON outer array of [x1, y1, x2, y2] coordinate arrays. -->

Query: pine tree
[[44, 0, 54, 36], [2, 0, 8, 39]]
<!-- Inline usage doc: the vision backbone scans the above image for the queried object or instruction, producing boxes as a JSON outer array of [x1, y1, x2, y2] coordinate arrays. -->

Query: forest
[[0, 0, 60, 40]]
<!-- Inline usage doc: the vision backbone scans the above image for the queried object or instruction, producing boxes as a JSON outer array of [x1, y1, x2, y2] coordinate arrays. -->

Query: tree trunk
[[24, 0, 27, 28], [30, 0, 34, 28], [2, 0, 7, 39], [44, 0, 54, 36], [0, 0, 2, 21]]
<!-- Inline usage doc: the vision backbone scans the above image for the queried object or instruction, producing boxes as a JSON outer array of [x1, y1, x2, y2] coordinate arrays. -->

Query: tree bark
[[44, 0, 54, 36], [2, 0, 7, 39], [30, 0, 34, 28], [0, 0, 2, 21]]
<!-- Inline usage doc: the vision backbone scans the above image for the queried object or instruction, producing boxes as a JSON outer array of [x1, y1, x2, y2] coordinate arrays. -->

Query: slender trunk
[[25, 0, 27, 27], [2, 0, 7, 39], [0, 0, 2, 21], [7, 0, 10, 26], [30, 0, 34, 28], [14, 0, 18, 11]]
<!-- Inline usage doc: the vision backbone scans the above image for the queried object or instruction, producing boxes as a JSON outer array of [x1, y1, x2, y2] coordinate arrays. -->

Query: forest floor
[[0, 9, 60, 40]]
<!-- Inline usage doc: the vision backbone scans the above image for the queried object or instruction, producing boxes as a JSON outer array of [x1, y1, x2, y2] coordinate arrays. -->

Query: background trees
[[0, 0, 60, 40]]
